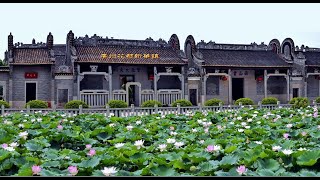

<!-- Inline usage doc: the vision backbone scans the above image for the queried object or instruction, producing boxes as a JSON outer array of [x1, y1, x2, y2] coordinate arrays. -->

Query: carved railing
[[112, 89, 127, 102], [141, 89, 154, 104], [157, 89, 182, 106], [80, 90, 109, 108]]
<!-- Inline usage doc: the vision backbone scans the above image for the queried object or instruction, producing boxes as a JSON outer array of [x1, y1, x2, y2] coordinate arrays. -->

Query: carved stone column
[[264, 70, 268, 98], [179, 75, 184, 100], [77, 74, 84, 100], [286, 75, 290, 102], [305, 75, 308, 97], [108, 65, 113, 101], [203, 75, 207, 105], [228, 69, 232, 104], [181, 66, 185, 99], [154, 66, 157, 101]]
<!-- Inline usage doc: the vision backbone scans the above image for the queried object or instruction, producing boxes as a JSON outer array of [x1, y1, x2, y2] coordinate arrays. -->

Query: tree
[[0, 59, 7, 66]]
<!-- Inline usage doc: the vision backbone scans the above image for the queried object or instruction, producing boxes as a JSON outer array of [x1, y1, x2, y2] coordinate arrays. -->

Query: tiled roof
[[12, 48, 53, 64], [304, 51, 320, 66], [199, 49, 291, 67], [75, 45, 185, 65]]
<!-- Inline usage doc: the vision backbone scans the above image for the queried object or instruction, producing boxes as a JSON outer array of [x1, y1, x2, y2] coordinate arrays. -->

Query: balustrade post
[[277, 101, 280, 108], [258, 101, 262, 109], [106, 104, 110, 117], [27, 105, 30, 114], [52, 103, 56, 112], [154, 104, 158, 114], [198, 103, 202, 112], [1, 105, 4, 116], [131, 104, 135, 115], [239, 102, 243, 109], [79, 105, 83, 114], [177, 103, 181, 114], [219, 102, 223, 111]]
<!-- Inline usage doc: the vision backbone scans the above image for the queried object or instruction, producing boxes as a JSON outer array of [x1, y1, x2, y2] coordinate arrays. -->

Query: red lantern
[[257, 76, 263, 82], [221, 76, 228, 81], [148, 74, 154, 80]]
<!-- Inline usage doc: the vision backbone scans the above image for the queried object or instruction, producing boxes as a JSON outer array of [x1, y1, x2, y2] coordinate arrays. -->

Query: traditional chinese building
[[1, 31, 320, 108]]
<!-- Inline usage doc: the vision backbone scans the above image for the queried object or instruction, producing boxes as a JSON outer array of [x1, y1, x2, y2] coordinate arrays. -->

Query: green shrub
[[141, 100, 162, 107], [261, 97, 278, 105], [25, 100, 48, 108], [0, 100, 10, 108], [234, 98, 254, 105], [107, 100, 128, 108], [204, 98, 223, 106], [289, 97, 309, 109], [315, 97, 320, 104], [171, 99, 193, 107], [64, 100, 89, 109]]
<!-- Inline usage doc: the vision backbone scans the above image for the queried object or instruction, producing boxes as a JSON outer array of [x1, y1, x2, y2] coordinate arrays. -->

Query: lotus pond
[[1, 106, 320, 176]]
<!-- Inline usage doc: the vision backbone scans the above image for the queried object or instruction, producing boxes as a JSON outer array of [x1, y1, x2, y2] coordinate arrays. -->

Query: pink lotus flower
[[1, 143, 8, 149], [283, 133, 290, 139], [170, 126, 175, 130], [314, 112, 318, 118], [68, 166, 78, 176], [206, 145, 220, 152], [85, 144, 92, 149], [32, 165, 41, 175], [57, 125, 63, 131], [301, 131, 307, 136], [236, 165, 247, 175], [87, 149, 96, 156], [204, 128, 209, 133]]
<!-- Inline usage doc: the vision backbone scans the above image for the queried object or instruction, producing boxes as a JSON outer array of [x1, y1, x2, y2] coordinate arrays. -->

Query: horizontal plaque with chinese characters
[[25, 72, 38, 79], [101, 53, 159, 59]]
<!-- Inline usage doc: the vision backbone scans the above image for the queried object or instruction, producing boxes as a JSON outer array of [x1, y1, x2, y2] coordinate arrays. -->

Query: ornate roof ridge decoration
[[196, 40, 269, 51], [295, 44, 320, 52], [74, 34, 171, 48], [13, 42, 47, 48]]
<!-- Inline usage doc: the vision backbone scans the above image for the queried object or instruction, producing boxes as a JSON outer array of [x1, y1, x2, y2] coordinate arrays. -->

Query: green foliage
[[296, 150, 320, 166], [25, 100, 48, 108], [0, 100, 10, 108], [234, 97, 254, 105], [64, 100, 89, 109], [315, 97, 320, 103], [1, 105, 320, 176], [171, 99, 193, 107], [141, 100, 162, 107], [261, 97, 278, 105], [0, 59, 7, 66], [107, 100, 128, 108], [204, 98, 224, 106], [289, 97, 309, 109]]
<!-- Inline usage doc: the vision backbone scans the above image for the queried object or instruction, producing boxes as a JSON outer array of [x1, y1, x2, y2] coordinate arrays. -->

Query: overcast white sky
[[1, 3, 320, 59]]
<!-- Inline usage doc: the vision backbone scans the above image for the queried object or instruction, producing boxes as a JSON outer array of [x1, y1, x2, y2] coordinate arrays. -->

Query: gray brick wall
[[206, 76, 219, 95], [12, 65, 52, 106], [0, 72, 9, 102], [307, 77, 319, 97], [55, 78, 74, 107]]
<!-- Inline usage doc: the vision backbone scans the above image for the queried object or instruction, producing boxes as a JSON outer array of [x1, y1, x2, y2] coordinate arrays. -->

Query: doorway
[[26, 82, 37, 103], [232, 78, 244, 101], [293, 88, 299, 98], [120, 75, 135, 105], [189, 89, 197, 106]]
